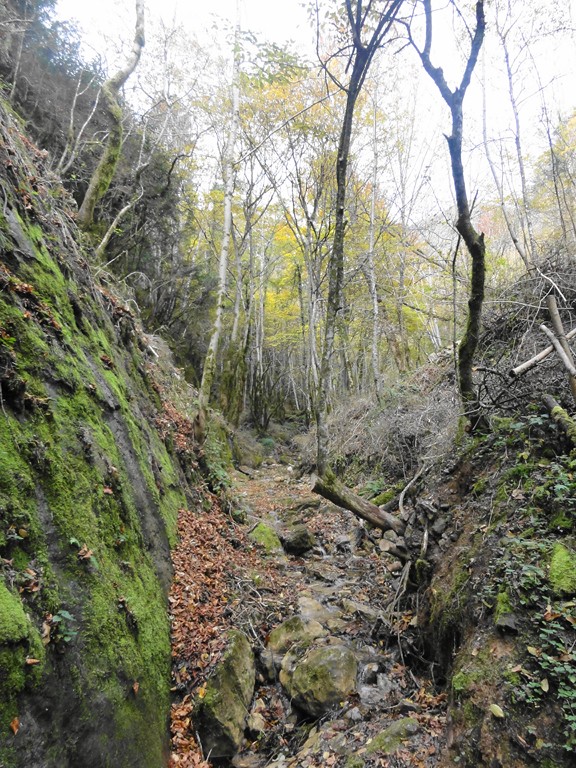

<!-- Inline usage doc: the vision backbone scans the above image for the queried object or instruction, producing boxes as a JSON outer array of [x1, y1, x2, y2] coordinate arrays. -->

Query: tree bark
[[311, 472, 406, 535], [196, 17, 241, 435], [77, 0, 145, 230]]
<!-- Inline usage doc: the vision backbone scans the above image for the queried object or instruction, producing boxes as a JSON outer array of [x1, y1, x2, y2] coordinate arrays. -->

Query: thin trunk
[[415, 0, 487, 429], [316, 0, 404, 473], [197, 19, 240, 422], [367, 95, 383, 401], [77, 0, 145, 230]]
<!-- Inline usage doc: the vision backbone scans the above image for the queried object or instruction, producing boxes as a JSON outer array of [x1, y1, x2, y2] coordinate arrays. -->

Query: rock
[[246, 711, 267, 737], [346, 706, 364, 722], [280, 644, 358, 718], [267, 616, 327, 655], [298, 595, 344, 629], [193, 631, 256, 763], [280, 524, 317, 555], [495, 612, 518, 634], [361, 662, 380, 685], [249, 522, 285, 556], [341, 598, 379, 621], [432, 517, 449, 536], [365, 718, 420, 755]]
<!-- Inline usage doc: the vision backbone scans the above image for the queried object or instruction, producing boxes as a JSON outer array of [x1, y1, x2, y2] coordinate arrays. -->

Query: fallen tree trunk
[[543, 394, 576, 446], [311, 473, 406, 536]]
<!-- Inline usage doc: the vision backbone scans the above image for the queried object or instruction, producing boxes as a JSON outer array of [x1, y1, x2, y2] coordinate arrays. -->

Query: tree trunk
[[196, 18, 240, 435], [312, 473, 406, 536], [414, 0, 487, 430], [77, 0, 145, 230], [316, 0, 403, 474]]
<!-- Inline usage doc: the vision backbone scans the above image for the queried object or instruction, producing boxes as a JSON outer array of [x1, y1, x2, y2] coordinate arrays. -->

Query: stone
[[193, 631, 256, 763], [249, 522, 285, 556], [280, 644, 358, 718], [341, 598, 379, 622], [361, 662, 380, 685], [280, 524, 317, 555], [365, 718, 420, 755], [267, 616, 327, 655]]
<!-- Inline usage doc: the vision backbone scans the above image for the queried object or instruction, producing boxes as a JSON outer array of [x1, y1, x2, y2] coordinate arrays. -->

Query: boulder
[[267, 616, 326, 655], [193, 631, 255, 763], [261, 616, 326, 680], [280, 644, 358, 718], [280, 524, 317, 555]]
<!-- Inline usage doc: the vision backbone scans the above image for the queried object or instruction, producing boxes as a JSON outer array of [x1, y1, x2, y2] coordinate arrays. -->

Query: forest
[[1, 0, 576, 766]]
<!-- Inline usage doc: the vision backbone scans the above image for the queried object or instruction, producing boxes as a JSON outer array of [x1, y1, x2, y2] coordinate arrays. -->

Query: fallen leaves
[[168, 493, 285, 767], [10, 717, 19, 735]]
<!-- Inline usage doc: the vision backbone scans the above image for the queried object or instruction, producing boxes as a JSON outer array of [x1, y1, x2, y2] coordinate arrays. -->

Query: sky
[[55, 0, 314, 58]]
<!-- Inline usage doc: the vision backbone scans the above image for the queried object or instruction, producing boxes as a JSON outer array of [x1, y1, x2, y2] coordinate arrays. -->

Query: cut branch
[[510, 327, 576, 378], [539, 325, 576, 378], [546, 294, 576, 404]]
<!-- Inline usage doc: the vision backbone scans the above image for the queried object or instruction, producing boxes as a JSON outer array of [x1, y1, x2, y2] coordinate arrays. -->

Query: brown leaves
[[10, 717, 20, 735], [168, 492, 286, 766]]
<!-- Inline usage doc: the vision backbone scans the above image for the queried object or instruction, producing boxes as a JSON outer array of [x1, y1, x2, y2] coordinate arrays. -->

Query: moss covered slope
[[0, 100, 189, 766]]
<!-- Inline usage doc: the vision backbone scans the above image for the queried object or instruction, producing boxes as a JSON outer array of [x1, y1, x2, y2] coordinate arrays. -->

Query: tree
[[410, 0, 487, 429], [315, 0, 405, 476], [77, 0, 145, 230], [195, 16, 241, 439]]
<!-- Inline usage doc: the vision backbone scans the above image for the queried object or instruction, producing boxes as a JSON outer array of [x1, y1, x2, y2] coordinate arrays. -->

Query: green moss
[[494, 590, 513, 623], [365, 718, 419, 754], [549, 543, 576, 596], [0, 582, 29, 643], [371, 487, 397, 505], [249, 522, 283, 555], [345, 757, 365, 768], [451, 646, 502, 698]]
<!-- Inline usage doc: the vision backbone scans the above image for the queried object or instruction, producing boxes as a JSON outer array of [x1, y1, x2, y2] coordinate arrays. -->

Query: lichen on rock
[[193, 630, 256, 763]]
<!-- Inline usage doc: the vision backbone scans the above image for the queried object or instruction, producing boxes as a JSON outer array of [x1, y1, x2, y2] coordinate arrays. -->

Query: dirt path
[[226, 461, 449, 768]]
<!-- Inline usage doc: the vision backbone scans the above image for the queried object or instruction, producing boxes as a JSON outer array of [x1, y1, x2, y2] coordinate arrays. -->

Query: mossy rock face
[[280, 644, 358, 718], [0, 100, 194, 768], [193, 630, 256, 763], [549, 543, 576, 596]]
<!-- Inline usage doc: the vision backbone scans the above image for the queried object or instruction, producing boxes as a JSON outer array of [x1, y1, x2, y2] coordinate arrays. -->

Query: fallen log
[[311, 473, 406, 536], [540, 325, 576, 377], [542, 394, 576, 446], [510, 326, 576, 378]]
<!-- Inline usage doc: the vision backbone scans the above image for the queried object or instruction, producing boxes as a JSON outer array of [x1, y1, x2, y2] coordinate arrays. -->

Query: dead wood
[[311, 473, 406, 536], [545, 295, 576, 404], [510, 326, 576, 378], [539, 325, 576, 378], [542, 394, 576, 446]]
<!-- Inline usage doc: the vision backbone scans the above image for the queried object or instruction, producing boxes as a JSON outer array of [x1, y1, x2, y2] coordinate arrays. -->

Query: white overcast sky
[[55, 0, 314, 55]]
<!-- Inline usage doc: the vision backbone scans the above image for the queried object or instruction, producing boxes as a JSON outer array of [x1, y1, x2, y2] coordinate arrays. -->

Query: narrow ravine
[[170, 453, 449, 767]]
